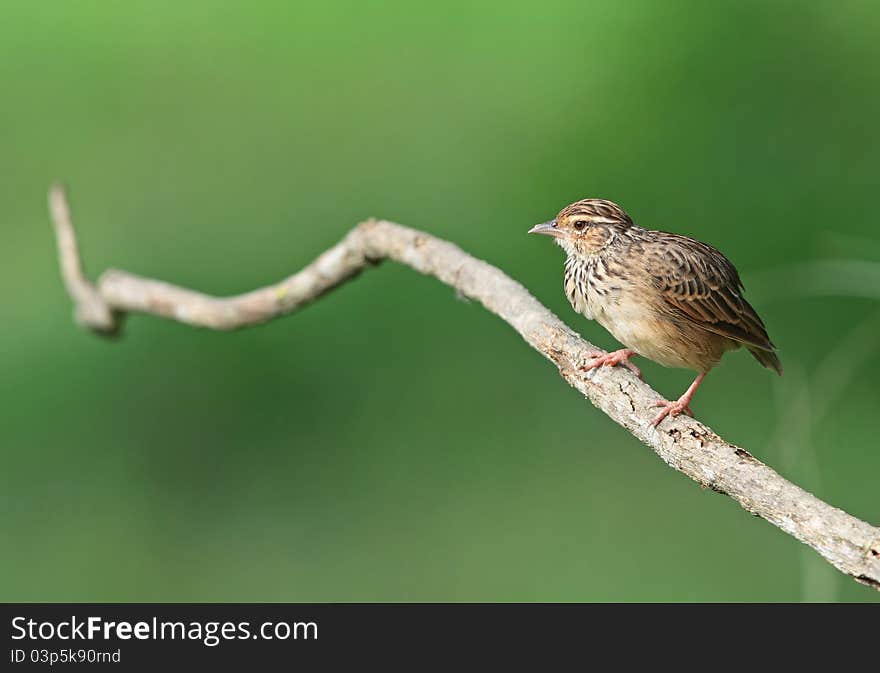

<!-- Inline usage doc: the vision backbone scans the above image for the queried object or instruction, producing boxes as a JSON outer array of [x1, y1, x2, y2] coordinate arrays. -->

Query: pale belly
[[569, 278, 734, 371]]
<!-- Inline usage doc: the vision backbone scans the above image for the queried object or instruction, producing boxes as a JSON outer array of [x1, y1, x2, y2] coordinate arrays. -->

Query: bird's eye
[[573, 220, 588, 231]]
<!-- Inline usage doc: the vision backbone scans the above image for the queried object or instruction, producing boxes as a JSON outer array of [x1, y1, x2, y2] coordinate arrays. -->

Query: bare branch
[[49, 184, 117, 333], [49, 184, 880, 591]]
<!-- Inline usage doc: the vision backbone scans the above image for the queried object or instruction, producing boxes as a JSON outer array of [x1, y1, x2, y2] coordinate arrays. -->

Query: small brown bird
[[530, 198, 781, 426]]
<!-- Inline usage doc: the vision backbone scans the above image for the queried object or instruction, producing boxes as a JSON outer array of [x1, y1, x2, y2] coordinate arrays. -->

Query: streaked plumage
[[530, 198, 781, 425]]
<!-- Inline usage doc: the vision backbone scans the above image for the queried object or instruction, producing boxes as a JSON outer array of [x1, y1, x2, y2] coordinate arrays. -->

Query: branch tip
[[48, 182, 118, 335]]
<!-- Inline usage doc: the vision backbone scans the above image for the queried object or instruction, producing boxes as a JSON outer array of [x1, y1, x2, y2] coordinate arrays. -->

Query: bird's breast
[[564, 253, 735, 371], [564, 256, 627, 321]]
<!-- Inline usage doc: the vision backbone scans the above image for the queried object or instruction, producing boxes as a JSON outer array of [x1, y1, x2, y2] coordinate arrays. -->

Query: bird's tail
[[748, 346, 783, 376]]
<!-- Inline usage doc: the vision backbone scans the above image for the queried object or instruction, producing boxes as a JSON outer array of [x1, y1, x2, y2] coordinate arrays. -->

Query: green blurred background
[[2, 1, 878, 602]]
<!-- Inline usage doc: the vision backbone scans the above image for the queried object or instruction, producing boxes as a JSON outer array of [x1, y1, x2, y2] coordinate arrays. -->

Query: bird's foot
[[580, 349, 642, 379], [650, 398, 694, 427]]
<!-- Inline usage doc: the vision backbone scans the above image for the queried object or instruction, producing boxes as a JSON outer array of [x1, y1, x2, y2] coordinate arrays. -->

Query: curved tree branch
[[49, 184, 880, 591]]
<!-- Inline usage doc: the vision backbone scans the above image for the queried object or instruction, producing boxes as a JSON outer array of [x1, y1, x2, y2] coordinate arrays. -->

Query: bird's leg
[[580, 348, 642, 379], [651, 372, 707, 427]]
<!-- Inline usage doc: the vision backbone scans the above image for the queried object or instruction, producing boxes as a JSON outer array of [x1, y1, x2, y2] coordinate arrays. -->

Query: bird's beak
[[528, 219, 561, 237]]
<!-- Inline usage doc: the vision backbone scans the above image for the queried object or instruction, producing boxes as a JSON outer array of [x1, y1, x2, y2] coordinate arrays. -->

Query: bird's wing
[[643, 232, 776, 352]]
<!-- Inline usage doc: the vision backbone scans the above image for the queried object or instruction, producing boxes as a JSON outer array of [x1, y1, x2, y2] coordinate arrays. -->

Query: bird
[[529, 198, 781, 426]]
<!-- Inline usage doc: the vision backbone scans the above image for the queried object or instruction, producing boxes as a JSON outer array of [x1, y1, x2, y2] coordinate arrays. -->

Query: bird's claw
[[580, 349, 642, 379], [650, 398, 694, 427]]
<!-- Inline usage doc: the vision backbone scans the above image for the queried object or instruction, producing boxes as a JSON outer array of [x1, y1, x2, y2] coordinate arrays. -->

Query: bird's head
[[529, 198, 633, 256]]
